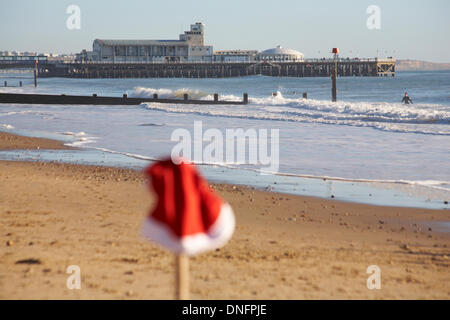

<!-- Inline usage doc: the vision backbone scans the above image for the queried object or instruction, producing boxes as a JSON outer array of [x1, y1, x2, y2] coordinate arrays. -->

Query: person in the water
[[402, 92, 413, 104]]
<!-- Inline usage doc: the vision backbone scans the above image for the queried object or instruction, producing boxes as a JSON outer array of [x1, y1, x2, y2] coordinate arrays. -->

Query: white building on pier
[[259, 46, 304, 62], [88, 22, 213, 63], [213, 46, 304, 63]]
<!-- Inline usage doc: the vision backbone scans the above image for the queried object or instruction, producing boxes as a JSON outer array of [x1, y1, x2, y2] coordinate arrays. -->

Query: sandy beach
[[0, 132, 449, 299]]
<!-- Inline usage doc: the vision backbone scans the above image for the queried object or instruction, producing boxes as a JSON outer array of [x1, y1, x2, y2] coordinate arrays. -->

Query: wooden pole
[[332, 54, 337, 102], [34, 60, 38, 87], [175, 254, 189, 300]]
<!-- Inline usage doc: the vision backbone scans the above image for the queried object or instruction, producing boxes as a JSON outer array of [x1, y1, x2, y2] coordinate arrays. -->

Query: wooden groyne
[[35, 59, 395, 79], [0, 92, 249, 105]]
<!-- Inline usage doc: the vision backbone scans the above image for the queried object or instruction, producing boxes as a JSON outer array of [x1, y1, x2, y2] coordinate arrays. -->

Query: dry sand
[[0, 132, 449, 299]]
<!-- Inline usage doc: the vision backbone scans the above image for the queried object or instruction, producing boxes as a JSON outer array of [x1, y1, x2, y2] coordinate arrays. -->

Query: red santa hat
[[141, 158, 235, 256]]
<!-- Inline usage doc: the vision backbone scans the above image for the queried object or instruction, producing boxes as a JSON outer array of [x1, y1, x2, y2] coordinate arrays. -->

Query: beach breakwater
[[0, 92, 248, 105]]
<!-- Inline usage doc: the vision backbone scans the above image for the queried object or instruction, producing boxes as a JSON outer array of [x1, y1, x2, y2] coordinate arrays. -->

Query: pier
[[34, 59, 395, 79]]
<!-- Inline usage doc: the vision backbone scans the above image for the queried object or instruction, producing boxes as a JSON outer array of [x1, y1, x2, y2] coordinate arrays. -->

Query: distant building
[[86, 22, 213, 63], [259, 46, 304, 62], [212, 46, 304, 63], [213, 50, 259, 62]]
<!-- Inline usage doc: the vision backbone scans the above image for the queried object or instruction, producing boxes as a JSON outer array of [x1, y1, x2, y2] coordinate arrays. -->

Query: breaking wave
[[138, 89, 450, 135], [1, 124, 14, 129], [61, 131, 98, 147], [129, 87, 210, 100]]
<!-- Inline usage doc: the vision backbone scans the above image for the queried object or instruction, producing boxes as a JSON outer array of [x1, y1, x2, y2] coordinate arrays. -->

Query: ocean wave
[[1, 124, 14, 129], [255, 95, 450, 124], [61, 131, 87, 137], [0, 110, 55, 118], [80, 145, 159, 162], [60, 131, 98, 147], [265, 171, 450, 192], [129, 87, 210, 100], [139, 90, 450, 135]]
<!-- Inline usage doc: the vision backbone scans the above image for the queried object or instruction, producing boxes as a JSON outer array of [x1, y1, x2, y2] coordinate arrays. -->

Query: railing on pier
[[57, 57, 395, 65]]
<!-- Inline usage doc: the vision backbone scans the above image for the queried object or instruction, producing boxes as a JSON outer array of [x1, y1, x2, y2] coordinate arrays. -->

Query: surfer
[[401, 92, 413, 104]]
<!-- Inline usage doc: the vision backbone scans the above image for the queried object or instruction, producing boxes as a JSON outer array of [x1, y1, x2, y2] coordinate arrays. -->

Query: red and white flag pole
[[142, 158, 235, 300]]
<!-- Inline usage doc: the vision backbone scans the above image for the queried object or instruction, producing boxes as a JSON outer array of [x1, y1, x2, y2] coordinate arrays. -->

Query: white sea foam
[[1, 124, 14, 129], [82, 145, 159, 162], [0, 110, 55, 119], [61, 131, 97, 147], [129, 87, 210, 100], [139, 90, 450, 135], [61, 131, 87, 137]]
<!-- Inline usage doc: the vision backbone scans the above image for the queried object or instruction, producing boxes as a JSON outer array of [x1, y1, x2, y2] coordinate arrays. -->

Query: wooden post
[[243, 93, 248, 104], [331, 48, 338, 102], [214, 93, 218, 102], [153, 93, 158, 100], [123, 93, 128, 99], [331, 61, 337, 102], [34, 60, 38, 87], [175, 254, 189, 300], [302, 92, 307, 99], [184, 93, 188, 101], [19, 81, 22, 87], [4, 81, 6, 87]]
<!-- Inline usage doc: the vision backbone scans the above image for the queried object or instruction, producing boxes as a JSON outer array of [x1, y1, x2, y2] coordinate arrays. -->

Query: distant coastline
[[396, 59, 450, 71]]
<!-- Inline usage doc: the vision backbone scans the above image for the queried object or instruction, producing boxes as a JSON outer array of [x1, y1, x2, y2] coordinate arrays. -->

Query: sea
[[0, 69, 449, 210]]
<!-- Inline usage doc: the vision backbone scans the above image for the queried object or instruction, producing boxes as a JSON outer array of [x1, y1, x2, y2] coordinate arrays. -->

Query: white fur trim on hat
[[141, 203, 235, 256]]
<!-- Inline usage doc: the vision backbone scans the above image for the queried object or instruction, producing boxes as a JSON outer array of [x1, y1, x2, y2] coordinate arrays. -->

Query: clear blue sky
[[1, 0, 449, 62]]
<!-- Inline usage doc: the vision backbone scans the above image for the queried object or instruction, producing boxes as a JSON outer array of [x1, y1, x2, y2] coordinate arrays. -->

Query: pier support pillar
[[214, 93, 219, 102]]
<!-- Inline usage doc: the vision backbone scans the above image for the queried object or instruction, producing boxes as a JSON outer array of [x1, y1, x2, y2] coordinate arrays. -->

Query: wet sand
[[0, 132, 74, 150], [0, 133, 449, 299]]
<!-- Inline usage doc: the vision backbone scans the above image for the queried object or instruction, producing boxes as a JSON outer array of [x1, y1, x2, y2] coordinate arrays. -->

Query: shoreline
[[0, 131, 75, 150], [1, 130, 448, 211], [0, 132, 449, 299]]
